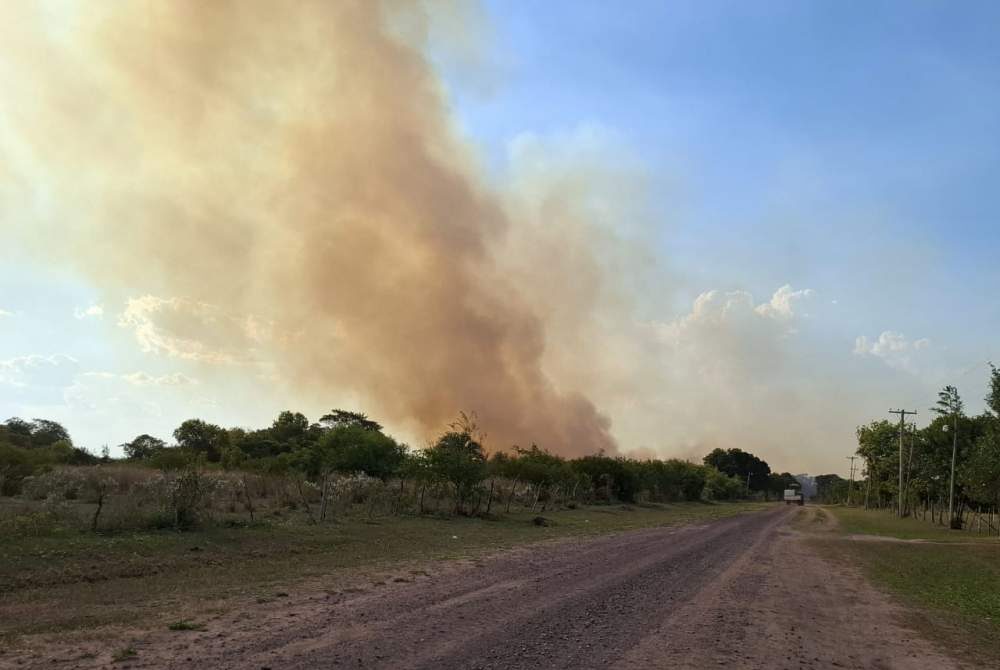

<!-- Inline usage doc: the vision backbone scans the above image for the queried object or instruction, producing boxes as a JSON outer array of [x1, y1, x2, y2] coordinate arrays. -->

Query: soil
[[2, 506, 967, 669]]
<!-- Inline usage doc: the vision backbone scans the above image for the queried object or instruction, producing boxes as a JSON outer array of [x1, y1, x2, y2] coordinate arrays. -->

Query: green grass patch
[[0, 501, 769, 642], [822, 507, 1000, 666], [167, 620, 204, 631], [830, 506, 1000, 542]]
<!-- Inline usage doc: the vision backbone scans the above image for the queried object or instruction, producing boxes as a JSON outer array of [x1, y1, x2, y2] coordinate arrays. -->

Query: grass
[[819, 506, 1000, 666], [167, 620, 204, 631], [831, 505, 1000, 542], [0, 501, 769, 643]]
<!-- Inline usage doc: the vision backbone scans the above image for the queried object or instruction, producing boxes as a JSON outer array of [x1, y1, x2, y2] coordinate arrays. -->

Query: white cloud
[[73, 304, 104, 320], [0, 354, 79, 388], [854, 331, 931, 373], [122, 371, 198, 387], [754, 285, 815, 320], [118, 295, 271, 364]]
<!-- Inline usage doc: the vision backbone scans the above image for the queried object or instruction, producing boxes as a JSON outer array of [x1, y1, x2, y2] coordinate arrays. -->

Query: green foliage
[[962, 425, 1000, 507], [312, 425, 405, 480], [425, 430, 487, 514], [0, 419, 97, 495], [932, 385, 964, 418], [703, 448, 771, 492], [702, 467, 744, 500], [319, 409, 383, 432], [814, 473, 849, 503], [570, 453, 637, 502], [173, 419, 230, 463], [987, 363, 1000, 418], [121, 434, 166, 461]]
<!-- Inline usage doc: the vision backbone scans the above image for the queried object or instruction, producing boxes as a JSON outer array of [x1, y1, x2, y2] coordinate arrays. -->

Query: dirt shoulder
[[2, 504, 969, 669]]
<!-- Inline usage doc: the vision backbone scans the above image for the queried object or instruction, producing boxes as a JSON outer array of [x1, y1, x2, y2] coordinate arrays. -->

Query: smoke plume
[[0, 1, 618, 454]]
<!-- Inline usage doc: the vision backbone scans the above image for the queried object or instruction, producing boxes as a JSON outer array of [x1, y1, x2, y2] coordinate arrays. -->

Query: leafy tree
[[270, 411, 312, 444], [314, 424, 405, 480], [29, 419, 71, 447], [173, 419, 230, 462], [319, 409, 382, 433], [814, 474, 849, 504], [702, 467, 744, 500], [703, 448, 771, 493], [0, 443, 33, 496], [961, 428, 1000, 508], [570, 453, 640, 502], [426, 429, 487, 514], [122, 434, 166, 460], [986, 363, 1000, 417], [856, 420, 899, 507]]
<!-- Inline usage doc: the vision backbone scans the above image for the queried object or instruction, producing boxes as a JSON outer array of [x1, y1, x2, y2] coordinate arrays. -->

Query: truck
[[783, 488, 804, 506]]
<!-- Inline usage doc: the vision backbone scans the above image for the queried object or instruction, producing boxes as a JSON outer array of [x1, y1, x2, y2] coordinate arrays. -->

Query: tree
[[319, 409, 382, 433], [173, 419, 229, 462], [314, 424, 405, 480], [30, 419, 71, 447], [122, 434, 166, 460], [932, 385, 964, 528], [703, 448, 771, 493], [426, 429, 487, 515], [702, 467, 744, 500], [986, 362, 1000, 418], [961, 428, 1000, 509], [856, 420, 898, 508], [270, 411, 312, 444], [814, 474, 849, 504]]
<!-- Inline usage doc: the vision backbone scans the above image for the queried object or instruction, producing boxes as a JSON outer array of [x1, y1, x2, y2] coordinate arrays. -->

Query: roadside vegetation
[[0, 408, 786, 642], [0, 410, 796, 538], [812, 506, 1000, 667], [810, 364, 1000, 536]]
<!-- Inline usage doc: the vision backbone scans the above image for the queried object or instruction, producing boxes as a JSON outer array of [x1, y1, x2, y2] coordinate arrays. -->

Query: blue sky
[[2, 1, 999, 473], [453, 0, 1000, 379]]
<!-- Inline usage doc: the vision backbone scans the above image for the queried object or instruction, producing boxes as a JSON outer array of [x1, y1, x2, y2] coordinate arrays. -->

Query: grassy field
[[820, 506, 1000, 666], [832, 505, 1000, 542], [0, 501, 769, 644]]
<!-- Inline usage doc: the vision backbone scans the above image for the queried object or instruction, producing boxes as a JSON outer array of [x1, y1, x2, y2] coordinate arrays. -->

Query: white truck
[[783, 488, 804, 506]]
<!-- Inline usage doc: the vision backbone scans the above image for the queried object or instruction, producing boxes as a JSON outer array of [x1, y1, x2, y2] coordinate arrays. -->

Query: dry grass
[[0, 501, 770, 645]]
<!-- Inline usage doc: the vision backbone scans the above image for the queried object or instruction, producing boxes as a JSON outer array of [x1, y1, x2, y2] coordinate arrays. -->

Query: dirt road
[[9, 506, 965, 669]]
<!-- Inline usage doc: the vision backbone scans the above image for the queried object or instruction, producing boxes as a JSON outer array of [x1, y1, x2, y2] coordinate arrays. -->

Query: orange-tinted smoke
[[0, 1, 616, 454]]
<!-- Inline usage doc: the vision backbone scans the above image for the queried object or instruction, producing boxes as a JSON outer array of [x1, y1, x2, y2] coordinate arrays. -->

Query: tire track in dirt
[[5, 506, 968, 669]]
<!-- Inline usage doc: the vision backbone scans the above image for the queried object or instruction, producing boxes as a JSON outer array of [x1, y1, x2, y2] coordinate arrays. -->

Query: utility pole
[[846, 455, 858, 506], [745, 472, 752, 498], [948, 408, 959, 528], [889, 409, 917, 518]]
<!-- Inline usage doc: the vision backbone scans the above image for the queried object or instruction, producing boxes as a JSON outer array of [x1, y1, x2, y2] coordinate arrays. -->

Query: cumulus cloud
[[73, 304, 104, 320], [754, 285, 815, 321], [853, 331, 931, 373], [118, 296, 270, 365]]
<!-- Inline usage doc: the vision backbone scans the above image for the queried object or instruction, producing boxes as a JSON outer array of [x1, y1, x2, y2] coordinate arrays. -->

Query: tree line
[[814, 365, 1000, 528], [1, 410, 792, 523]]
